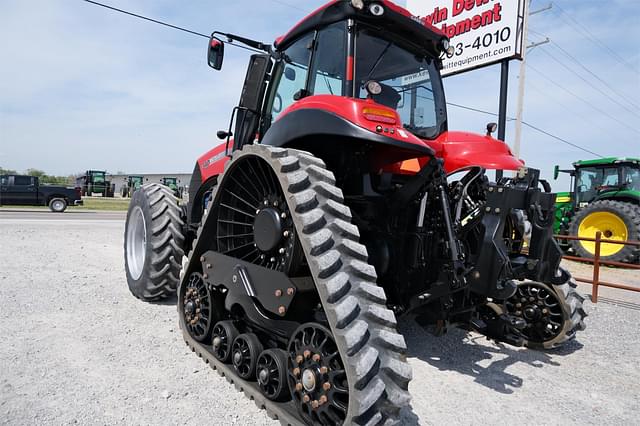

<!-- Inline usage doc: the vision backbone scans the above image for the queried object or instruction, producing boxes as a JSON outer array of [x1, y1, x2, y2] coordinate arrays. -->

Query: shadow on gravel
[[400, 318, 582, 395], [148, 295, 178, 306]]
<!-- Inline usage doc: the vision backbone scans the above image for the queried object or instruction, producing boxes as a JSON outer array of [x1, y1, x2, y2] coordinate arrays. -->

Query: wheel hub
[[254, 207, 283, 252], [302, 368, 317, 392], [233, 350, 243, 366], [523, 306, 539, 321], [258, 368, 269, 385], [185, 300, 196, 316], [212, 336, 222, 349]]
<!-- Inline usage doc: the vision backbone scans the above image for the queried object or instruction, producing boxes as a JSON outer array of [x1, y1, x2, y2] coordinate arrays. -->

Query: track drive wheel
[[257, 349, 290, 402], [505, 269, 587, 349], [124, 183, 185, 301], [569, 200, 640, 264]]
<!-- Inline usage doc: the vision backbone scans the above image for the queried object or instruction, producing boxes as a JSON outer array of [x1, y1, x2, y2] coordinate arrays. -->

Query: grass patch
[[78, 197, 131, 211]]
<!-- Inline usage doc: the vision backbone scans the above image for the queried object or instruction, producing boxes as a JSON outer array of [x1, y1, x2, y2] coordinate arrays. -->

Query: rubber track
[[523, 267, 587, 350], [135, 183, 184, 300], [178, 145, 412, 425]]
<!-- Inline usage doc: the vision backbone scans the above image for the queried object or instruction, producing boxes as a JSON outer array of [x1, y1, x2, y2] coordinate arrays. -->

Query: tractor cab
[[206, 0, 522, 175], [122, 175, 144, 198], [76, 170, 113, 197], [554, 158, 640, 263], [555, 158, 640, 207]]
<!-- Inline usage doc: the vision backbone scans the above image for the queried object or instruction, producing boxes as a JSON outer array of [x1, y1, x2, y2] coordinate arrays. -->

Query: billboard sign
[[407, 0, 528, 76]]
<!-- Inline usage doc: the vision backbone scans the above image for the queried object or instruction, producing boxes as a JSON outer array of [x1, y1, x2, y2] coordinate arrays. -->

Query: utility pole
[[513, 2, 552, 159]]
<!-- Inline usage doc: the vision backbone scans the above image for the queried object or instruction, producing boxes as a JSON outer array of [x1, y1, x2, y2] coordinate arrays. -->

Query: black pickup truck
[[0, 175, 83, 212]]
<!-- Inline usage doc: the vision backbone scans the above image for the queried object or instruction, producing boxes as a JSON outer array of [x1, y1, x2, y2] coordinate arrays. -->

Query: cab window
[[269, 34, 314, 123], [14, 176, 33, 186], [310, 22, 346, 96]]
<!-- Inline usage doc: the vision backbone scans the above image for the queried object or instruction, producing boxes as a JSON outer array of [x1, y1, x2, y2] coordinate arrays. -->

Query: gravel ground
[[1, 215, 639, 425]]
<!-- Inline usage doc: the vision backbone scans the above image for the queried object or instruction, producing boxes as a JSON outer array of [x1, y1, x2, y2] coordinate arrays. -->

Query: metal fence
[[555, 233, 640, 303]]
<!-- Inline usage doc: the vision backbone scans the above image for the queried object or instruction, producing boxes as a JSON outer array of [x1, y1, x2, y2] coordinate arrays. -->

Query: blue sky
[[0, 0, 638, 189]]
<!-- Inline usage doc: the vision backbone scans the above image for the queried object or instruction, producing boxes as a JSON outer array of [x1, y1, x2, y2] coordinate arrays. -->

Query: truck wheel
[[124, 183, 185, 301], [49, 198, 67, 213], [569, 200, 640, 263]]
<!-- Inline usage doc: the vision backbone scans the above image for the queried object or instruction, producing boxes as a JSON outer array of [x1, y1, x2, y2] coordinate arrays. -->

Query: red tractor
[[124, 1, 586, 424]]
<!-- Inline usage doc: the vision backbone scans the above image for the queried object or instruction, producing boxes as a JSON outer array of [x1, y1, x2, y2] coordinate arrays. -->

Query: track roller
[[256, 349, 290, 402], [231, 333, 263, 380], [212, 321, 239, 363]]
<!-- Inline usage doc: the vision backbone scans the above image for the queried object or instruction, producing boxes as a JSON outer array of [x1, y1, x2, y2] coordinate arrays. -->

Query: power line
[[552, 3, 637, 73], [80, 0, 263, 54], [529, 28, 639, 110], [527, 64, 640, 135], [538, 46, 640, 118], [526, 79, 613, 138], [266, 0, 307, 12], [80, 0, 604, 158], [445, 102, 604, 157], [82, 0, 208, 38]]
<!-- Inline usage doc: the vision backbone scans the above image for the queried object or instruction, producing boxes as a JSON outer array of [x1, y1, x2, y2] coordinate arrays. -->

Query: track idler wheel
[[288, 323, 348, 425], [212, 320, 239, 363], [505, 273, 586, 349], [256, 349, 290, 402], [231, 333, 263, 380], [180, 272, 213, 343]]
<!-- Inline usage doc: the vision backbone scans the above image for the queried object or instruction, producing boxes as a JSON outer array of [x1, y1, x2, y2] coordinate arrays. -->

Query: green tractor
[[554, 157, 640, 263], [160, 177, 181, 198], [121, 175, 144, 198], [76, 170, 114, 197]]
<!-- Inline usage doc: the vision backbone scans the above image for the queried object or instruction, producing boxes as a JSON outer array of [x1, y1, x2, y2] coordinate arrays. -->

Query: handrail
[[555, 232, 640, 303]]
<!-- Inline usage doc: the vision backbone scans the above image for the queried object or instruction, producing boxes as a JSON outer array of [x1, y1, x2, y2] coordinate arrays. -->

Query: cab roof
[[274, 0, 444, 55], [574, 157, 640, 168]]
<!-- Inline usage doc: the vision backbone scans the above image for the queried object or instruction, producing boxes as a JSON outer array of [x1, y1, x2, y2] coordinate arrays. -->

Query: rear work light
[[362, 107, 397, 125]]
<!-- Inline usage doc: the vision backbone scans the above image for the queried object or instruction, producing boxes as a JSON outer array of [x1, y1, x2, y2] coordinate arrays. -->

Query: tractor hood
[[425, 131, 524, 173]]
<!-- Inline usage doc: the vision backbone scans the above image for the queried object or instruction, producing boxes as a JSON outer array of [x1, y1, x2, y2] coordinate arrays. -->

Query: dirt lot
[[1, 210, 639, 425]]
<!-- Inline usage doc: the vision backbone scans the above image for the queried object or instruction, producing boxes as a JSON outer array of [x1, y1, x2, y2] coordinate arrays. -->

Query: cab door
[[5, 176, 37, 205]]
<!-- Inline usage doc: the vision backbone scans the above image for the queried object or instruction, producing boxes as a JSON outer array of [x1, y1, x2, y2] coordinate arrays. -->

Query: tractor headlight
[[365, 80, 383, 96], [351, 0, 365, 10], [440, 38, 454, 56], [369, 3, 385, 16]]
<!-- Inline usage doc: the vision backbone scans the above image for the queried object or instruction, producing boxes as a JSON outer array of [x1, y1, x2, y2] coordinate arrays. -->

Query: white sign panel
[[407, 0, 527, 76]]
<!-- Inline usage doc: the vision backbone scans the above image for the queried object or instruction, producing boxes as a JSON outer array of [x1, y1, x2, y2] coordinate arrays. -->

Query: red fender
[[425, 131, 524, 173], [198, 142, 229, 182]]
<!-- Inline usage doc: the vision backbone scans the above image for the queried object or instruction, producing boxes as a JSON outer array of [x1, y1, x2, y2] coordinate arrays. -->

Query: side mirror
[[208, 36, 225, 70], [486, 122, 497, 137], [553, 165, 560, 180]]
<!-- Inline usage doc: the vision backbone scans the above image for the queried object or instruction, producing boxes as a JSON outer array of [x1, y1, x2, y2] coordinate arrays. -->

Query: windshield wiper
[[363, 41, 393, 84]]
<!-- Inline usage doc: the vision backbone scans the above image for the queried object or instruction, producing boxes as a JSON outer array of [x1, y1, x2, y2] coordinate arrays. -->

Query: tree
[[0, 167, 17, 175]]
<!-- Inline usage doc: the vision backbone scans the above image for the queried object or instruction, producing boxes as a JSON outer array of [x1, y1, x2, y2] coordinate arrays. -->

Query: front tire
[[569, 200, 640, 263], [49, 198, 67, 213], [124, 183, 185, 301]]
